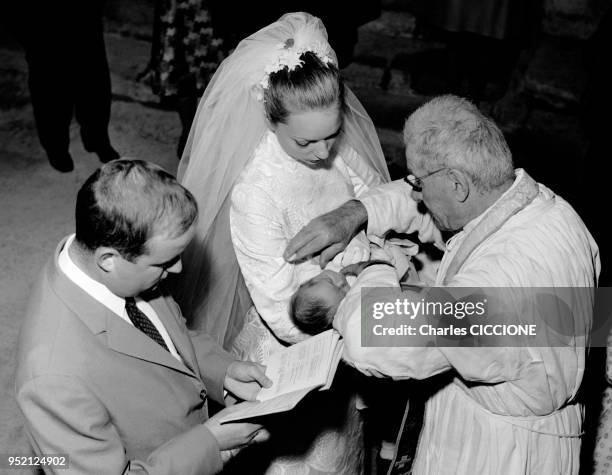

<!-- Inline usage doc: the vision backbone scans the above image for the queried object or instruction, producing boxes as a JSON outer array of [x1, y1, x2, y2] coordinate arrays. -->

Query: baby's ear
[[340, 264, 357, 276], [342, 260, 373, 276], [341, 261, 366, 276]]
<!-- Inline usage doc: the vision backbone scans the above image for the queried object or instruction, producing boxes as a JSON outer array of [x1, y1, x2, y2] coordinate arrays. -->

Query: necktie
[[124, 297, 170, 352]]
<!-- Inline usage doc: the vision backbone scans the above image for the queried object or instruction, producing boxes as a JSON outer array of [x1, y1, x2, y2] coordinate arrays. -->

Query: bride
[[176, 12, 390, 473]]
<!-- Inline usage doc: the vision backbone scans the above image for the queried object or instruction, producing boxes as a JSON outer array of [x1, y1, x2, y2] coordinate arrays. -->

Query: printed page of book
[[218, 388, 312, 424], [257, 329, 339, 401], [218, 330, 342, 423], [321, 339, 344, 391]]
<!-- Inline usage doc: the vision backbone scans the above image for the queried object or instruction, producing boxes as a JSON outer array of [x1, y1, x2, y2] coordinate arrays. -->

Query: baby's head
[[290, 270, 350, 335]]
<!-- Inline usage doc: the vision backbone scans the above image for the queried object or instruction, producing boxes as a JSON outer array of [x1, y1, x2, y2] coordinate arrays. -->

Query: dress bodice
[[230, 130, 370, 351], [228, 130, 366, 475], [233, 130, 358, 239]]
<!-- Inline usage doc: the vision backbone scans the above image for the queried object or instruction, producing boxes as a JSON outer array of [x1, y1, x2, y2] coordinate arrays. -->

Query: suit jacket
[[14, 238, 235, 474]]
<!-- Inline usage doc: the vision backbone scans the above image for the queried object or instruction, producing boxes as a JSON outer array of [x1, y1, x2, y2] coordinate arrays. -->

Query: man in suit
[[15, 159, 272, 474]]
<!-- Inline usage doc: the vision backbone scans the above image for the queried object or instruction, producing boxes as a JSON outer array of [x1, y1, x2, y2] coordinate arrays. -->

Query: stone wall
[[543, 0, 611, 38], [381, 0, 611, 39]]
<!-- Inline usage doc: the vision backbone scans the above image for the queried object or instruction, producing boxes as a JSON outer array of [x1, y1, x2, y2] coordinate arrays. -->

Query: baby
[[290, 246, 411, 335], [291, 244, 425, 471]]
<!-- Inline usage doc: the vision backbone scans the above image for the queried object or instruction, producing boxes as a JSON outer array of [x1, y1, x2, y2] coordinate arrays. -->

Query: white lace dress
[[228, 131, 379, 474]]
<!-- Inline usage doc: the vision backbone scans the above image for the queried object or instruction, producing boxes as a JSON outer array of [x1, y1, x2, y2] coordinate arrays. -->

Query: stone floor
[[0, 3, 603, 473]]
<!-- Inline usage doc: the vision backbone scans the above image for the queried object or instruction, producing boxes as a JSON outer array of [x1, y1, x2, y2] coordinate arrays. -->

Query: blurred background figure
[[581, 4, 611, 288], [146, 0, 227, 158], [10, 0, 120, 172], [592, 328, 612, 474], [580, 8, 612, 473], [210, 0, 381, 68], [143, 0, 381, 159], [417, 0, 542, 104]]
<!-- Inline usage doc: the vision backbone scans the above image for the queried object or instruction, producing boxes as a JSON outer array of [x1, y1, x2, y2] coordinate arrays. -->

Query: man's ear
[[447, 168, 470, 202], [95, 247, 121, 273]]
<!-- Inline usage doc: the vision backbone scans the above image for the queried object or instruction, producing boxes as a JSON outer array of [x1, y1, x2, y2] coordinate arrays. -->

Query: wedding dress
[[228, 130, 380, 474], [175, 13, 391, 474]]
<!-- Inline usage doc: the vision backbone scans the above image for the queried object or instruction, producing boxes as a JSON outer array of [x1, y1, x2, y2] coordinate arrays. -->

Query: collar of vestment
[[442, 169, 539, 284]]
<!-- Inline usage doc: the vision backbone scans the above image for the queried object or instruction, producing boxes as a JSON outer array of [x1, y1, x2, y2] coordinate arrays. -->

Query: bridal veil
[[176, 12, 390, 348]]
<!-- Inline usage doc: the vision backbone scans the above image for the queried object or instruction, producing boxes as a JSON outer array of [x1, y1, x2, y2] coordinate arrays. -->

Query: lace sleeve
[[230, 181, 309, 344]]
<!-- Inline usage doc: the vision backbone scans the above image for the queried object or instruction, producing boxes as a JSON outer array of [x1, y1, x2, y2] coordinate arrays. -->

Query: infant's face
[[305, 270, 350, 309]]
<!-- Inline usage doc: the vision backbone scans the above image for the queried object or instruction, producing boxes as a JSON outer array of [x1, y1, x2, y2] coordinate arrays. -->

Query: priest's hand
[[284, 200, 368, 268]]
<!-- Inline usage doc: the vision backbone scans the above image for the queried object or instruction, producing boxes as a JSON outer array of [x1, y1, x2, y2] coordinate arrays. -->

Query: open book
[[219, 329, 344, 423]]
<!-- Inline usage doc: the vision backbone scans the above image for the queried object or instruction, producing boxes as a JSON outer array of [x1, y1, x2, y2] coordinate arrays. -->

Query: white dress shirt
[[58, 234, 183, 361]]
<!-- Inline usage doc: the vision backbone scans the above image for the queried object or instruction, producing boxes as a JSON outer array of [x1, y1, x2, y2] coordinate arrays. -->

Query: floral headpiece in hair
[[255, 37, 336, 101]]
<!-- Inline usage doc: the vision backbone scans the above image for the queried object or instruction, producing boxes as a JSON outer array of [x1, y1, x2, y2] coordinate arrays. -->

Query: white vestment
[[335, 169, 600, 475]]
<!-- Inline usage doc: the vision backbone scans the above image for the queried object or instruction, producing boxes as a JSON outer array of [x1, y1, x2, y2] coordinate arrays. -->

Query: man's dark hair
[[75, 159, 198, 261]]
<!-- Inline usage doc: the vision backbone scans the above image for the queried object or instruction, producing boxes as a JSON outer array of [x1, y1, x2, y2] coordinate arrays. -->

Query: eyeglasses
[[404, 168, 449, 192]]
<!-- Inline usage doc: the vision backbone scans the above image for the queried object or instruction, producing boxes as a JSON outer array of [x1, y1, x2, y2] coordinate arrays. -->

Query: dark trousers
[[23, 1, 112, 158]]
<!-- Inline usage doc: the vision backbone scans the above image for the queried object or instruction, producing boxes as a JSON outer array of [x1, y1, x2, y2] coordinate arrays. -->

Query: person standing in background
[[421, 0, 542, 104], [582, 7, 612, 472], [147, 0, 227, 159], [209, 0, 381, 68], [11, 0, 120, 172], [144, 1, 381, 159]]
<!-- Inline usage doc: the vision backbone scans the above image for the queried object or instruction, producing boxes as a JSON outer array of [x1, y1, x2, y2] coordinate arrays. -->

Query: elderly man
[[285, 95, 600, 474], [15, 160, 271, 474]]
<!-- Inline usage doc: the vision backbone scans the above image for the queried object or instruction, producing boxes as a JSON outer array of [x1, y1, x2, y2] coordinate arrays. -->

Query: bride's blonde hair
[[264, 51, 345, 125], [176, 12, 389, 347]]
